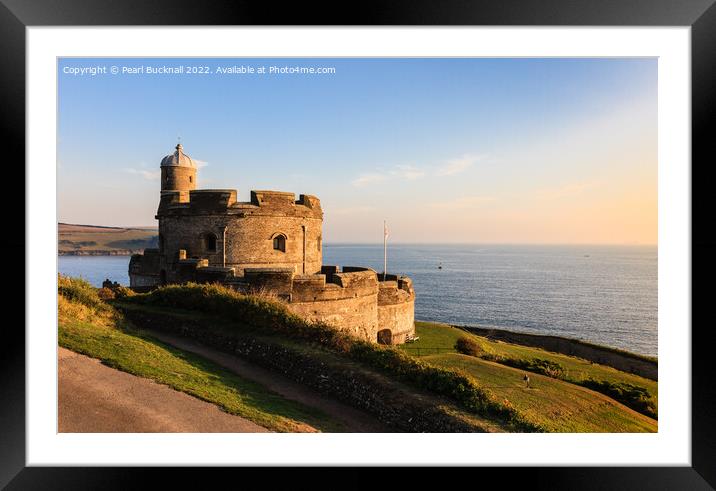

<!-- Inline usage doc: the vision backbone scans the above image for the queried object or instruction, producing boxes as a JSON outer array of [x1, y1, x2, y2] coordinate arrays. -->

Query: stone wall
[[156, 189, 323, 282], [128, 249, 160, 287], [160, 165, 196, 193], [377, 276, 416, 345], [288, 269, 379, 341]]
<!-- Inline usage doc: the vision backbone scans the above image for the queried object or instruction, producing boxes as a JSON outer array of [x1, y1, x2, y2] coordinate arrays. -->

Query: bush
[[580, 379, 657, 419], [122, 283, 544, 432], [97, 287, 116, 300], [455, 336, 482, 356], [113, 285, 136, 299], [481, 355, 565, 379], [523, 358, 565, 379]]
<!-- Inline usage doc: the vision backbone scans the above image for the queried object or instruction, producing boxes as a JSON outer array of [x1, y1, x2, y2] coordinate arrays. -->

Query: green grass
[[403, 322, 658, 419], [425, 353, 657, 433], [57, 278, 344, 433], [407, 322, 657, 401]]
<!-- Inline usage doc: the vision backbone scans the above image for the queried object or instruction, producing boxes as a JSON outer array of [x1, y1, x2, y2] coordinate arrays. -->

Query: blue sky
[[58, 57, 657, 244]]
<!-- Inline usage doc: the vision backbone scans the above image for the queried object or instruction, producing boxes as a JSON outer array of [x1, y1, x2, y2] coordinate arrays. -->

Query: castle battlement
[[158, 188, 322, 219]]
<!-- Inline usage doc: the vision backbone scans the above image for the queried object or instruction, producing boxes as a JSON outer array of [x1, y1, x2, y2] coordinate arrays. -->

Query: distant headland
[[58, 222, 157, 256]]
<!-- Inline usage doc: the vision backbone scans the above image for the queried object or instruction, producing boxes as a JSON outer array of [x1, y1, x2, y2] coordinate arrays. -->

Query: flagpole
[[383, 220, 387, 281]]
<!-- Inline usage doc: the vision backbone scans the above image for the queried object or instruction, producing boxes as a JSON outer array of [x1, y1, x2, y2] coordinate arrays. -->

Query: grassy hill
[[425, 354, 655, 432], [57, 277, 657, 433], [400, 322, 658, 431], [58, 222, 157, 255]]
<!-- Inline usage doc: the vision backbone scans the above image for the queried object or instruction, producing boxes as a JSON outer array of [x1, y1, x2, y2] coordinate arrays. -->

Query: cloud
[[193, 159, 209, 169], [391, 165, 426, 180], [351, 153, 481, 187], [435, 154, 479, 176], [536, 181, 600, 200], [351, 164, 426, 187], [352, 173, 388, 187], [429, 195, 495, 209], [123, 168, 160, 180]]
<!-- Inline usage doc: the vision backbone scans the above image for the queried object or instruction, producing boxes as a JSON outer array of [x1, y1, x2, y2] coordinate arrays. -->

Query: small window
[[189, 175, 193, 183], [273, 234, 286, 252], [158, 233, 164, 252], [202, 233, 217, 253], [317, 235, 322, 251]]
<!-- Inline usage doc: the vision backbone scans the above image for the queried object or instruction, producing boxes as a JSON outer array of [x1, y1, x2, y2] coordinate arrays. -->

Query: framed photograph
[[5, 0, 715, 487]]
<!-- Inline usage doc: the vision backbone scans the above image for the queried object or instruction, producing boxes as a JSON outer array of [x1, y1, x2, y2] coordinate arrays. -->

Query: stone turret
[[160, 143, 197, 193]]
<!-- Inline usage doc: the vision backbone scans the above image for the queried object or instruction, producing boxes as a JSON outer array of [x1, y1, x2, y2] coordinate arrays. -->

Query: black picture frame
[[3, 0, 715, 488]]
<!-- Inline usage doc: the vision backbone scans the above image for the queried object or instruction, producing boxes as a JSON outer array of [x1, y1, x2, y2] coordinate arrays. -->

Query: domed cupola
[[160, 143, 197, 192], [161, 143, 196, 168]]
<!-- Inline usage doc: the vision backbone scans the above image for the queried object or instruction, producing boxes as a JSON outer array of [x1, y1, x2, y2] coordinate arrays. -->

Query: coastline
[[59, 250, 140, 256], [448, 323, 657, 381]]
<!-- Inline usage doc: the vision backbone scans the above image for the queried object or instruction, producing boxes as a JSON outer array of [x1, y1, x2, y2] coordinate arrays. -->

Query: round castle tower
[[152, 143, 323, 284], [160, 143, 197, 194]]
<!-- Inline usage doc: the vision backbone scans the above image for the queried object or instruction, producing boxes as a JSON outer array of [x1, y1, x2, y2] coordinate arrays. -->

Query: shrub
[[481, 355, 565, 379], [524, 358, 565, 379], [580, 379, 657, 419], [455, 336, 482, 356], [113, 285, 136, 299], [97, 287, 116, 300]]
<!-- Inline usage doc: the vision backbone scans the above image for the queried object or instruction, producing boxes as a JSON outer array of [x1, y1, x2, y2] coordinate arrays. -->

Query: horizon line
[[57, 221, 657, 247]]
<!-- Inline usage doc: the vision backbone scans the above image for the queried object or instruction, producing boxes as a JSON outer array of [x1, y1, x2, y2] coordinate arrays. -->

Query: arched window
[[317, 235, 322, 251], [158, 233, 164, 252], [202, 233, 217, 253], [273, 234, 286, 252]]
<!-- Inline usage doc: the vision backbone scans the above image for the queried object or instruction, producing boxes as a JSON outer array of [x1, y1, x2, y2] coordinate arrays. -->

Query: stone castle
[[129, 143, 415, 345]]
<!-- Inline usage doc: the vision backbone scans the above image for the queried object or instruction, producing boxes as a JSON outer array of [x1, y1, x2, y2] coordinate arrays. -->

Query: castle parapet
[[243, 267, 294, 295], [188, 189, 237, 211], [128, 249, 161, 288], [195, 266, 236, 283], [158, 190, 190, 213], [250, 190, 296, 206], [297, 194, 320, 209], [237, 190, 323, 218]]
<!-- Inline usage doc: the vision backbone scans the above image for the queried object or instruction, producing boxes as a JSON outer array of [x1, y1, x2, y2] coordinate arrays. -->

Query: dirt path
[[58, 347, 269, 433], [142, 329, 392, 433]]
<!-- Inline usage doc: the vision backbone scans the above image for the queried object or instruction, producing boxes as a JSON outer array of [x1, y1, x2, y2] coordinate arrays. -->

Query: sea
[[58, 244, 658, 357]]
